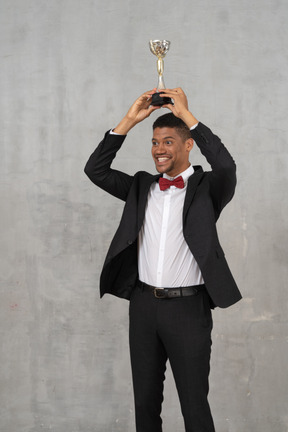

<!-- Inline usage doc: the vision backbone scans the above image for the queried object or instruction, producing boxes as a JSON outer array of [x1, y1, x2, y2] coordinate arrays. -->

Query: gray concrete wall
[[0, 0, 287, 431]]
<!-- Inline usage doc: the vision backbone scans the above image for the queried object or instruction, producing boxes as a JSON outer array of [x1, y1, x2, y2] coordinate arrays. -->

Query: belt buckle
[[154, 288, 166, 299]]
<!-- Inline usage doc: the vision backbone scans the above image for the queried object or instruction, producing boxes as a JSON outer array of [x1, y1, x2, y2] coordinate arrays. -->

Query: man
[[84, 87, 242, 432]]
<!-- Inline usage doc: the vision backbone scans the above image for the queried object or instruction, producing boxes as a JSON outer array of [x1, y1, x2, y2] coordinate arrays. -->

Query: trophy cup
[[149, 40, 173, 106]]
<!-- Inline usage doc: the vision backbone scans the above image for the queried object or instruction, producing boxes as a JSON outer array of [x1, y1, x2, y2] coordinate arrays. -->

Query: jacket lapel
[[137, 174, 161, 231], [183, 167, 204, 220]]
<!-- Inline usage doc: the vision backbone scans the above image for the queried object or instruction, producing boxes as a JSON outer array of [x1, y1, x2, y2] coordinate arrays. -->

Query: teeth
[[158, 158, 169, 162]]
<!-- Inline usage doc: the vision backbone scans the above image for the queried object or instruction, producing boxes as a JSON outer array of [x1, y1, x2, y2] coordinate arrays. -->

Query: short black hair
[[152, 113, 191, 141]]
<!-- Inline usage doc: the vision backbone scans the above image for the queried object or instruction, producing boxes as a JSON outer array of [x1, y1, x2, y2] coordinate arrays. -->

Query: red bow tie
[[159, 176, 185, 191]]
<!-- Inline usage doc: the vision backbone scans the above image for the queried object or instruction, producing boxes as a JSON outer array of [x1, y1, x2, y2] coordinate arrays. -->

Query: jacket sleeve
[[190, 122, 237, 218], [84, 131, 134, 201]]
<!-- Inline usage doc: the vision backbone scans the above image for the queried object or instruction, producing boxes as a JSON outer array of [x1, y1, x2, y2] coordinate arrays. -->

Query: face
[[151, 127, 193, 177]]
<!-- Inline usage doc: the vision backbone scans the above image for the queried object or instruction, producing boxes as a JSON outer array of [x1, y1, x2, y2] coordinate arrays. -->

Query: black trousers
[[129, 285, 215, 432]]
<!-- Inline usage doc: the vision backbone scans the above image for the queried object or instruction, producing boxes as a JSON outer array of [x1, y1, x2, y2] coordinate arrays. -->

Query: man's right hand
[[113, 89, 161, 135]]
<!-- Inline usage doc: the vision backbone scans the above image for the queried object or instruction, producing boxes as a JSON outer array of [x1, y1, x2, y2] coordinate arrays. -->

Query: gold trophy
[[149, 39, 173, 106]]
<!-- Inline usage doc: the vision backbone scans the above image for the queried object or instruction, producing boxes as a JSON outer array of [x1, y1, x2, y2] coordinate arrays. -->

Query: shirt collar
[[163, 164, 194, 183]]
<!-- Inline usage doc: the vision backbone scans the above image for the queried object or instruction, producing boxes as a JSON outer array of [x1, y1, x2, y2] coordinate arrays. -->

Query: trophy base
[[150, 92, 173, 106]]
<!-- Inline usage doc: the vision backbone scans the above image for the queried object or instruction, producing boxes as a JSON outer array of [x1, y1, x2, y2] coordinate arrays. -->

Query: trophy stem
[[157, 75, 165, 91], [156, 58, 165, 90], [157, 57, 164, 76]]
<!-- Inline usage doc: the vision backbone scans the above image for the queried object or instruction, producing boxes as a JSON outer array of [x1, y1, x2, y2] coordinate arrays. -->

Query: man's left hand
[[160, 88, 198, 128]]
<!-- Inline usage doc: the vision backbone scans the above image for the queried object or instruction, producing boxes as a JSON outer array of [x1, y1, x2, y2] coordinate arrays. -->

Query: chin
[[156, 168, 167, 174], [155, 164, 172, 174]]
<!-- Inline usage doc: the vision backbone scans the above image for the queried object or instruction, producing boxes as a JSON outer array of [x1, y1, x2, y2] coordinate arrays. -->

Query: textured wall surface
[[1, 0, 287, 431]]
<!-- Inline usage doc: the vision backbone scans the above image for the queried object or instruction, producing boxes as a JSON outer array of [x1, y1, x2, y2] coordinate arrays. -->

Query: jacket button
[[127, 240, 133, 245]]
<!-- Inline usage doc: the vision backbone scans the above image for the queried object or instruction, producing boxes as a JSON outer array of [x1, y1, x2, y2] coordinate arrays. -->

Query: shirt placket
[[156, 189, 172, 287]]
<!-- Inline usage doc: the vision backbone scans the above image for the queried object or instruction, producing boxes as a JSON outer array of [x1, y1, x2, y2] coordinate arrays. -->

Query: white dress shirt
[[137, 165, 204, 288]]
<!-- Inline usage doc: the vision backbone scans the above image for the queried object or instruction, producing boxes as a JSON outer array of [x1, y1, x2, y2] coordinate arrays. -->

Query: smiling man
[[151, 119, 194, 177], [84, 88, 242, 432]]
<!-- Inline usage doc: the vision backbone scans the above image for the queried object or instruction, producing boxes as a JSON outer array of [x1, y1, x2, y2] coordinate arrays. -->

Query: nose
[[155, 142, 166, 154]]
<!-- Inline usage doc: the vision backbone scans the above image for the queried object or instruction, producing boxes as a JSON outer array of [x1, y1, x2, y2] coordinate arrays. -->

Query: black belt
[[137, 280, 206, 299]]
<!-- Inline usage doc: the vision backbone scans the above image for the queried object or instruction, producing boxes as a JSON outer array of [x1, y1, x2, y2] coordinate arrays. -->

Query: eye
[[165, 140, 172, 145], [152, 141, 158, 146]]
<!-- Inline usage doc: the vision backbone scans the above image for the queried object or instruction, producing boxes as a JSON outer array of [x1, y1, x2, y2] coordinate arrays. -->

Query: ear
[[185, 138, 194, 153]]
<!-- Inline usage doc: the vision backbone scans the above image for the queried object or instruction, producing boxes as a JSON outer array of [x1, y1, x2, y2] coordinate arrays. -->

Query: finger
[[159, 89, 175, 96], [144, 88, 157, 97], [160, 88, 181, 95], [161, 104, 174, 111], [141, 90, 158, 104], [147, 105, 161, 115], [137, 90, 156, 103], [168, 87, 184, 94], [158, 91, 179, 100]]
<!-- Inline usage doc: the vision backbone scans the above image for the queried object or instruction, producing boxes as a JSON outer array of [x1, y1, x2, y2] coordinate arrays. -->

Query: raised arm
[[113, 88, 161, 134], [160, 87, 236, 215], [84, 89, 161, 201]]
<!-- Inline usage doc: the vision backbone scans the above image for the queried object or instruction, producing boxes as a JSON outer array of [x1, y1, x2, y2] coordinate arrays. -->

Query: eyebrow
[[152, 136, 175, 141]]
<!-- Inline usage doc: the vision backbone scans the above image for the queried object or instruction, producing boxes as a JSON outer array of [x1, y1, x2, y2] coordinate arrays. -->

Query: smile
[[157, 157, 170, 162]]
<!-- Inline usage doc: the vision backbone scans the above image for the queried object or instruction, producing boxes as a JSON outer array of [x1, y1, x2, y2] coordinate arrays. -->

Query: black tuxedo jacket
[[85, 122, 242, 308]]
